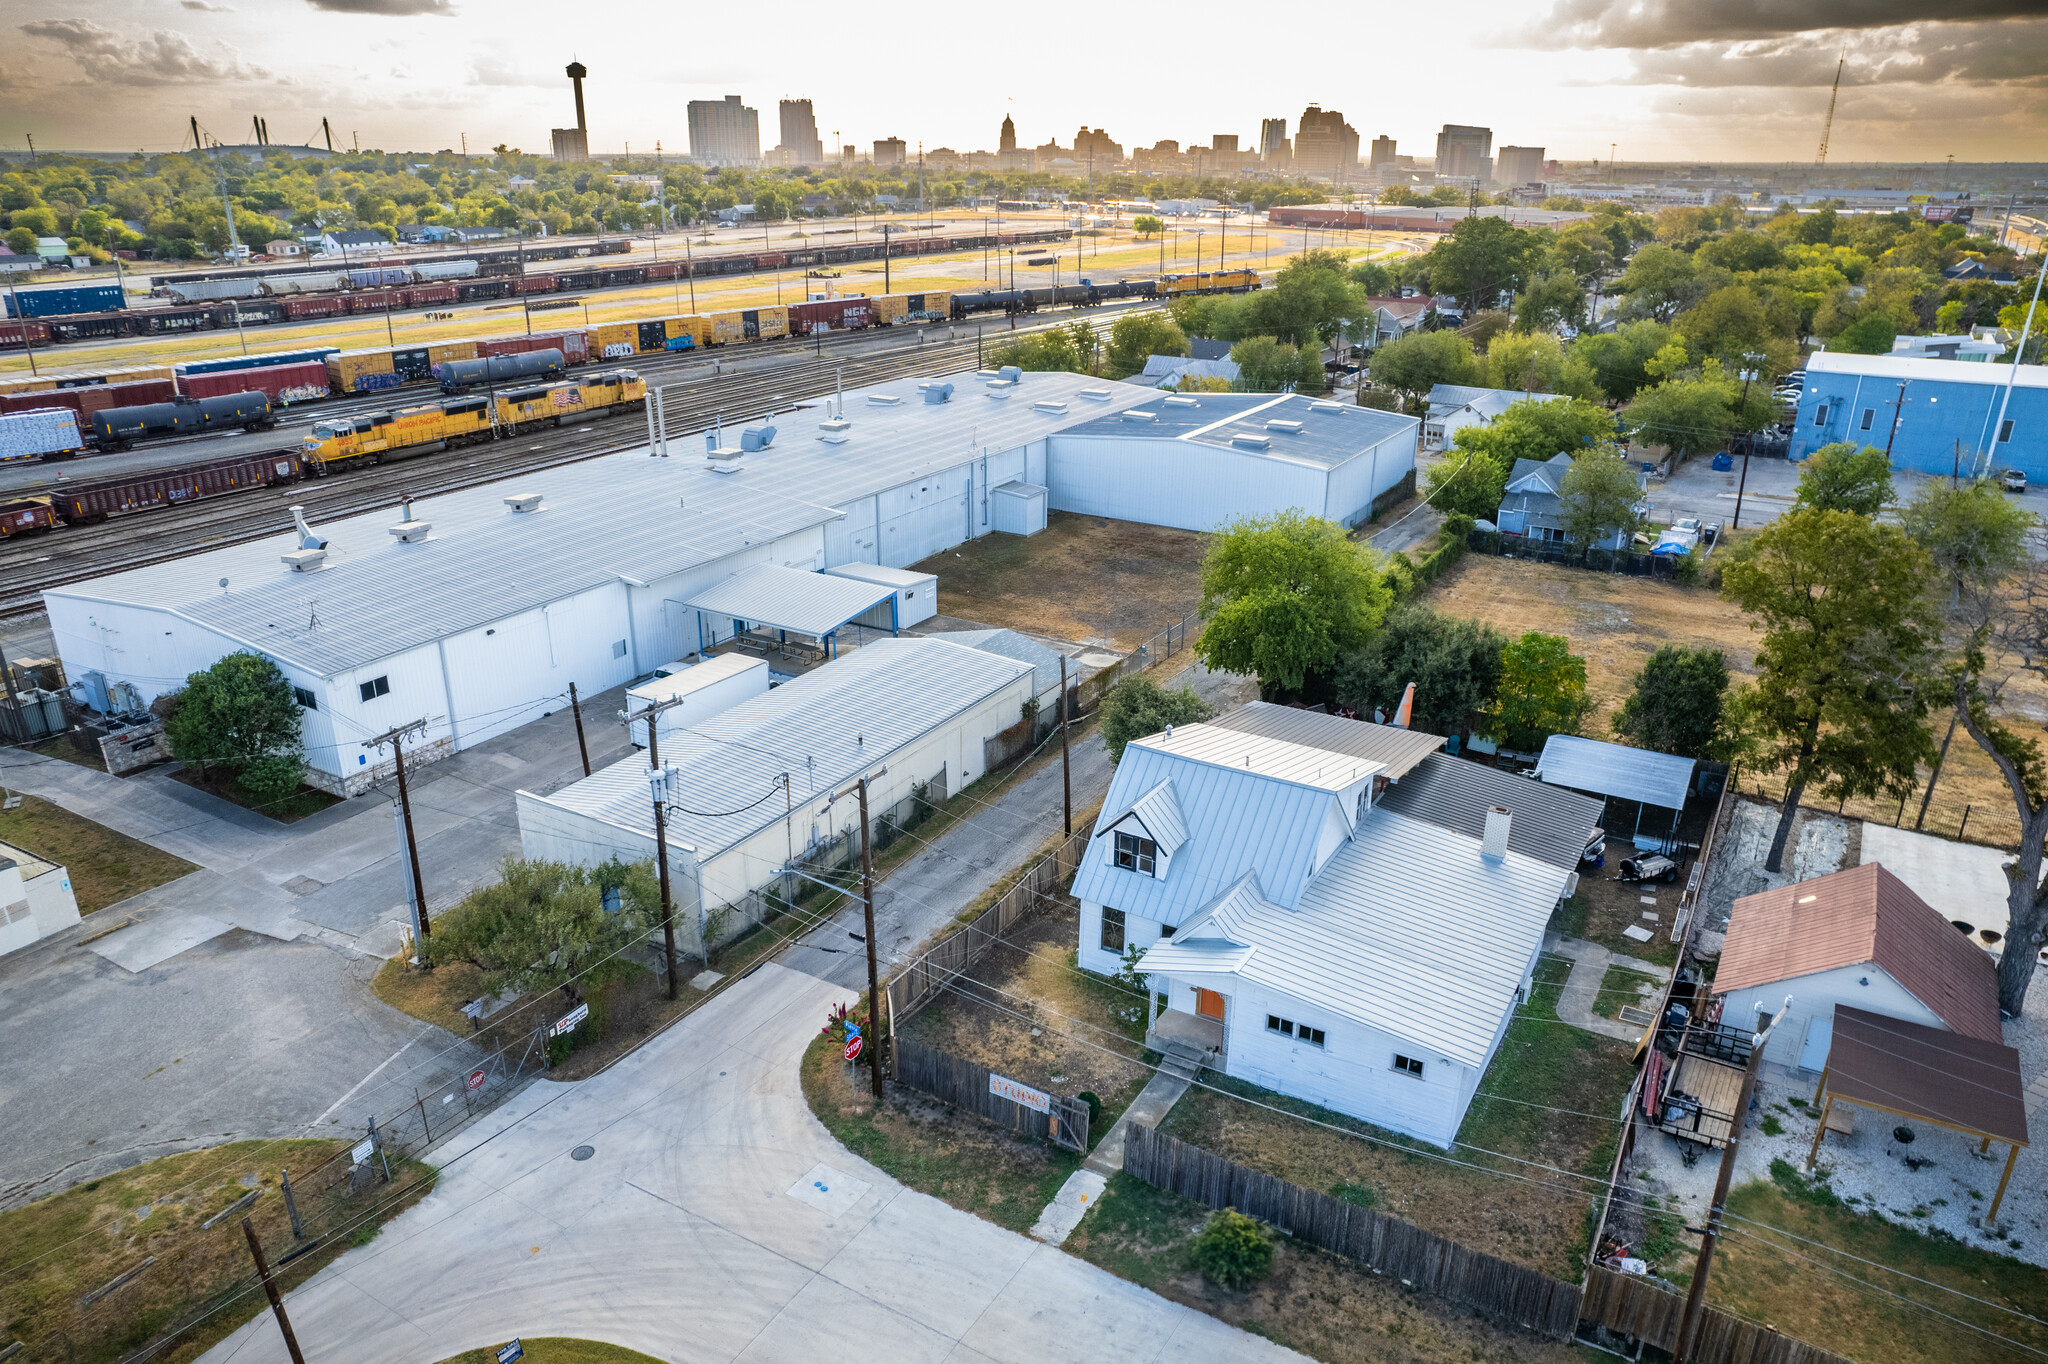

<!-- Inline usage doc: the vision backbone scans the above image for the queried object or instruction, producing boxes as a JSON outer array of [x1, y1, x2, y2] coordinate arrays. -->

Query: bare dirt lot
[[913, 512, 1209, 650], [1427, 553, 2045, 850]]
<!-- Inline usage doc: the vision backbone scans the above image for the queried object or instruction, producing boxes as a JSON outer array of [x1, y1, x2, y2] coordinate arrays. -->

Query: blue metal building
[[1791, 352, 2046, 481]]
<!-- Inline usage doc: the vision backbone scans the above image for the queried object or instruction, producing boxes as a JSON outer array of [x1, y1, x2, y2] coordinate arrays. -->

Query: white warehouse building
[[43, 371, 1417, 795]]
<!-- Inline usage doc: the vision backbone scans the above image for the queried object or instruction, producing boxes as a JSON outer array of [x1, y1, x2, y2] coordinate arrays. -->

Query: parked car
[[2004, 468, 2028, 493]]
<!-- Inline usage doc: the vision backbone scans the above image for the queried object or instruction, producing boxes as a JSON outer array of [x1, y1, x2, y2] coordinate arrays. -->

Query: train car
[[404, 284, 459, 308], [589, 323, 637, 360], [260, 272, 345, 296], [663, 315, 707, 350], [182, 361, 330, 405], [304, 397, 492, 467], [788, 297, 875, 336], [413, 260, 481, 282], [347, 291, 398, 314], [327, 348, 398, 394], [39, 312, 129, 343], [178, 348, 338, 380], [437, 348, 565, 392], [282, 294, 348, 321], [872, 295, 909, 327], [89, 392, 274, 451], [0, 496, 58, 537], [428, 339, 478, 371], [2, 377, 173, 417], [0, 319, 53, 352], [516, 274, 559, 295], [48, 448, 309, 524], [493, 369, 645, 433], [903, 291, 951, 321], [456, 278, 516, 303], [949, 289, 1035, 319], [1211, 268, 1261, 293], [162, 277, 264, 303], [0, 409, 86, 462], [3, 284, 126, 319]]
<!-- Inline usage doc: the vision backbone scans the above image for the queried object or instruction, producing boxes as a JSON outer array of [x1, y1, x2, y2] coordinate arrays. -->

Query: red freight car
[[755, 252, 789, 269], [516, 274, 558, 294], [643, 262, 681, 281], [403, 284, 458, 307], [788, 297, 877, 336], [0, 496, 58, 537], [48, 448, 310, 524], [181, 361, 330, 405], [1, 378, 176, 417], [348, 292, 397, 313], [282, 294, 348, 320], [0, 319, 53, 350]]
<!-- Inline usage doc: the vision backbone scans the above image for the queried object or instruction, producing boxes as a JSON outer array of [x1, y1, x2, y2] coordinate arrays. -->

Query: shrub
[[1190, 1208, 1275, 1288], [1098, 675, 1213, 763]]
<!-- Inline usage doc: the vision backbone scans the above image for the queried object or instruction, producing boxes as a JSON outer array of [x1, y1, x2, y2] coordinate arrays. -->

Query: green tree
[[162, 652, 306, 806], [1612, 243, 1697, 321], [1899, 478, 2035, 604], [1349, 259, 1392, 295], [1512, 269, 1586, 334], [3, 226, 34, 255], [1248, 248, 1365, 346], [424, 858, 648, 1001], [1098, 675, 1215, 763], [1461, 395, 1619, 465], [1719, 509, 1939, 871], [1484, 330, 1567, 392], [1484, 631, 1592, 751], [1132, 214, 1164, 238], [1229, 335, 1323, 392], [1792, 443, 1893, 517], [1674, 285, 1795, 371], [1105, 313, 1188, 379], [1423, 216, 1535, 311], [1557, 446, 1644, 552], [1832, 311, 1899, 355], [1422, 445, 1512, 520], [1335, 604, 1506, 739], [1569, 319, 1674, 403], [1623, 378, 1736, 459], [1196, 510, 1391, 696], [989, 320, 1097, 374], [1367, 329, 1482, 396], [1613, 647, 1730, 759]]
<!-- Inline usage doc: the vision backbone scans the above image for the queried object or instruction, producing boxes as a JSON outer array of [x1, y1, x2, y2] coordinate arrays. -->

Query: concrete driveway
[[198, 962, 1304, 1364]]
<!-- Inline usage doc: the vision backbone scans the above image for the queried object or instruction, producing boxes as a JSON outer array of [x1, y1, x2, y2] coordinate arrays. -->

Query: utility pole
[[7, 282, 40, 376], [847, 771, 887, 1102], [1673, 999, 1790, 1364], [242, 1219, 307, 1364], [1730, 353, 1763, 529], [365, 719, 432, 939], [1882, 379, 1909, 460], [568, 681, 590, 776], [1058, 654, 1072, 835], [625, 695, 684, 996]]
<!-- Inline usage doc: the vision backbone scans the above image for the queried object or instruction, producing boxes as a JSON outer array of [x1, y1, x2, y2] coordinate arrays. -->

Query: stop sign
[[467, 1068, 486, 1091], [844, 1035, 864, 1062]]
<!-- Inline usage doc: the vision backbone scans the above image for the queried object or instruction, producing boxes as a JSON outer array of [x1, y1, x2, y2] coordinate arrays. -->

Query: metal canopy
[[1536, 734, 1695, 811], [684, 563, 897, 642]]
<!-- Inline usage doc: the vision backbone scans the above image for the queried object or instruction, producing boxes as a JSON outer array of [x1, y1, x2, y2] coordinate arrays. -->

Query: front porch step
[[1153, 1038, 1210, 1082]]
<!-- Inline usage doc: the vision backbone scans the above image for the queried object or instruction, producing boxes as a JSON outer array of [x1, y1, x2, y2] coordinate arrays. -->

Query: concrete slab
[[1029, 1168, 1106, 1245], [821, 1191, 1036, 1339], [786, 1162, 872, 1219], [1861, 821, 2014, 946], [89, 911, 232, 972], [736, 1273, 954, 1364]]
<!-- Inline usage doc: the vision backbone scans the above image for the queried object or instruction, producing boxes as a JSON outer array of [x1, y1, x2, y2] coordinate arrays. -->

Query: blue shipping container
[[175, 346, 340, 378], [3, 284, 126, 319]]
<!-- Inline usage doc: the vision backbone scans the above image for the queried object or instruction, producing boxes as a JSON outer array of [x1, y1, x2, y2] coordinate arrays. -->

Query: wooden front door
[[1195, 988, 1226, 1021]]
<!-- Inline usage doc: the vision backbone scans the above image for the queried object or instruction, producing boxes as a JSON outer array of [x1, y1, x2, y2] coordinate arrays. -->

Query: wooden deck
[[1660, 1051, 1742, 1148]]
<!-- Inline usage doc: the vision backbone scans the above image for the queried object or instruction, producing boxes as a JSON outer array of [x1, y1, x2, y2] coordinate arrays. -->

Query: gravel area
[[1696, 798, 1854, 934]]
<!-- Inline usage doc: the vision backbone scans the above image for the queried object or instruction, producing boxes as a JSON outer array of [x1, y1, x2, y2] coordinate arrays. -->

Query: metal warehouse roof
[[1139, 807, 1570, 1070], [1208, 702, 1443, 780], [684, 564, 896, 638], [1807, 350, 2048, 389], [926, 628, 1065, 696], [1378, 753, 1603, 872], [46, 369, 1152, 678], [523, 636, 1030, 864], [1065, 392, 1416, 470], [1536, 734, 1695, 810]]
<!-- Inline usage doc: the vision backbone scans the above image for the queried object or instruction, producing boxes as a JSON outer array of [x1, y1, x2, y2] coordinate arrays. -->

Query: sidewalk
[[1546, 932, 1669, 1043]]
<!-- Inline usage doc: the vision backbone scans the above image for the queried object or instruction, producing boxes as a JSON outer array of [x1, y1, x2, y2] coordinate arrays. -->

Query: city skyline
[[0, 0, 2042, 162]]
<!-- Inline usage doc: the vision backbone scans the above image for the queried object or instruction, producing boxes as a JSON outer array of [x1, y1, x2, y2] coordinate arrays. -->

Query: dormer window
[[1114, 831, 1158, 876]]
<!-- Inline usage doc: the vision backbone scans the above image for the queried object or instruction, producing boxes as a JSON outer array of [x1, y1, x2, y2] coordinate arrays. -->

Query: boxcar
[[0, 496, 58, 537], [49, 449, 308, 524]]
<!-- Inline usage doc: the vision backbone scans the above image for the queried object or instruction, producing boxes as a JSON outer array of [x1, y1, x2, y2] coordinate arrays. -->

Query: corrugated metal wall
[[1047, 434, 1333, 531]]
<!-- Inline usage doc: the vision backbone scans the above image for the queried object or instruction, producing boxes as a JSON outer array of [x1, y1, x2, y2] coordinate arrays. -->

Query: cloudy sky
[[0, 0, 2042, 163]]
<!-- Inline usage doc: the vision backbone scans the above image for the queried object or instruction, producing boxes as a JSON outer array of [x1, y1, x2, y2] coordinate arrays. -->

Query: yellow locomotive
[[302, 370, 645, 467], [1158, 268, 1262, 296]]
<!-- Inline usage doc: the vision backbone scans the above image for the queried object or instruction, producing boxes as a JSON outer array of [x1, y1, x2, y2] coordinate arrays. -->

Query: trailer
[[49, 449, 310, 524]]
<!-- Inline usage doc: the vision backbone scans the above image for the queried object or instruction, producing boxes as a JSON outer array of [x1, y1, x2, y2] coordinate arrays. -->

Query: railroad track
[[0, 304, 1158, 618]]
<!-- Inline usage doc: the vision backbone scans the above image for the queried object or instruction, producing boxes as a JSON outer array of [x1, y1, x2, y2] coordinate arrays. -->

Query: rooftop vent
[[1266, 419, 1305, 434], [819, 431, 851, 445], [1162, 395, 1199, 408], [1033, 400, 1068, 415], [1078, 387, 1114, 401], [1123, 410, 1157, 423], [289, 504, 326, 551], [387, 495, 430, 543], [818, 415, 852, 433], [504, 492, 544, 513], [998, 365, 1023, 383], [987, 387, 1012, 401], [867, 394, 903, 406], [1311, 401, 1346, 413], [281, 548, 327, 572], [1482, 806, 1512, 862], [1231, 433, 1272, 450], [985, 378, 1015, 391], [706, 448, 743, 471], [923, 382, 956, 404], [740, 424, 777, 452]]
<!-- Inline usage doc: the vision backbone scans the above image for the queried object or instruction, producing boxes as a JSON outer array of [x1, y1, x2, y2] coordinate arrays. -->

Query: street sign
[[467, 1068, 487, 1092], [497, 1341, 524, 1364], [550, 1002, 591, 1037], [844, 1035, 864, 1062], [844, 1020, 860, 1038], [990, 1072, 1051, 1114], [351, 1138, 375, 1166]]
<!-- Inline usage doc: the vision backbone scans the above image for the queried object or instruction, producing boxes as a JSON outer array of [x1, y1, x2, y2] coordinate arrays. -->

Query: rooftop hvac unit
[[998, 365, 1023, 383], [1123, 410, 1156, 423], [867, 394, 902, 406], [707, 446, 743, 471], [1033, 400, 1067, 415], [740, 424, 777, 452], [1311, 400, 1346, 413], [281, 548, 327, 571], [922, 382, 955, 404], [1232, 433, 1272, 450], [1077, 387, 1113, 401], [504, 493, 544, 513], [388, 519, 431, 543], [1163, 395, 1199, 408], [1266, 419, 1305, 434]]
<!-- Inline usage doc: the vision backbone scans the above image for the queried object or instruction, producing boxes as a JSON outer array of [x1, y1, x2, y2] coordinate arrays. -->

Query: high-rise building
[[1259, 117, 1289, 163], [1074, 127, 1123, 165], [776, 99, 823, 166], [550, 61, 589, 163], [1495, 145, 1545, 186], [1294, 105, 1359, 181], [1434, 124, 1493, 182], [873, 136, 907, 168], [999, 115, 1017, 153], [998, 114, 1029, 170], [1369, 135, 1396, 170], [687, 95, 760, 167]]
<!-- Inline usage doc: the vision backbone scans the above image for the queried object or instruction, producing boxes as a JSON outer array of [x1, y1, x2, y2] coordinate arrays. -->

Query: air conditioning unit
[[1266, 419, 1304, 434], [281, 548, 327, 572], [504, 493, 543, 513]]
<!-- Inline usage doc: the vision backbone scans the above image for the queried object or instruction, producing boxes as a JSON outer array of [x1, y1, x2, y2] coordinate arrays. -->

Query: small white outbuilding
[[823, 561, 939, 630], [626, 654, 770, 748]]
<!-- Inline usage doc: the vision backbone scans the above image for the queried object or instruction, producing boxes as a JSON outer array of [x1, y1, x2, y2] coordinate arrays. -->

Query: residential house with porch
[[1494, 453, 1636, 551], [1073, 703, 1601, 1148], [1422, 385, 1563, 451]]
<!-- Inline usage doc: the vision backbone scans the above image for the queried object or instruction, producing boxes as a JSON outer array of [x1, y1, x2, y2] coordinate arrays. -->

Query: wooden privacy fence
[[1123, 1126, 1584, 1340], [1124, 1129, 1863, 1364], [1581, 1265, 1859, 1364], [885, 824, 1091, 1024], [893, 1037, 1090, 1152]]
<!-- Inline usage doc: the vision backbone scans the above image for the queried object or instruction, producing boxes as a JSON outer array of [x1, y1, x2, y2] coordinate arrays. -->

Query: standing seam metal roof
[[1377, 753, 1603, 871], [1536, 734, 1695, 810], [684, 564, 897, 637], [1207, 702, 1444, 780]]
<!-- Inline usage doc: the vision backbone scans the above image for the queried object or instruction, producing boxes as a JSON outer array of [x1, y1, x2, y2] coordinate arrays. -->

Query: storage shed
[[626, 653, 770, 748], [823, 561, 938, 630], [990, 480, 1049, 536], [1534, 734, 1695, 851]]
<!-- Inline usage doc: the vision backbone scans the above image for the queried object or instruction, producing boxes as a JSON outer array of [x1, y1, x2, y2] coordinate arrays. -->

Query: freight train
[[304, 369, 645, 464], [88, 393, 276, 452]]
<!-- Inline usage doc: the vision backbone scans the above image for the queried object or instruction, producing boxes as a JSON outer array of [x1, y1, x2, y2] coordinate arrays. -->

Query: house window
[[1100, 906, 1126, 953], [358, 676, 390, 702], [1859, 408, 1875, 431], [1113, 831, 1157, 876], [2000, 419, 2015, 443], [1159, 924, 1174, 938], [293, 686, 318, 710], [1813, 405, 1829, 426], [1393, 1054, 1425, 1079], [1267, 1015, 1326, 1047], [612, 639, 629, 658]]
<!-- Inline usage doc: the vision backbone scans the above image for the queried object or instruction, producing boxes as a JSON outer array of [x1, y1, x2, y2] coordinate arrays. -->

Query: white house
[[1714, 861, 2003, 1072], [1073, 704, 1601, 1148], [0, 840, 80, 958], [1494, 454, 1636, 552], [1422, 384, 1565, 451]]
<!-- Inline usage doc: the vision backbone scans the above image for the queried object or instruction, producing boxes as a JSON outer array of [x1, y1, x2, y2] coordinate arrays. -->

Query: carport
[[1806, 1004, 2029, 1220], [1535, 734, 1696, 852], [683, 563, 899, 661]]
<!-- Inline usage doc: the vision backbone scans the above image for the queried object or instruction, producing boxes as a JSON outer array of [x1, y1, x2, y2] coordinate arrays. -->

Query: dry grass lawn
[[0, 792, 197, 914], [434, 1341, 665, 1364], [1554, 876, 1681, 967], [914, 511, 1210, 650], [1426, 554, 2046, 850]]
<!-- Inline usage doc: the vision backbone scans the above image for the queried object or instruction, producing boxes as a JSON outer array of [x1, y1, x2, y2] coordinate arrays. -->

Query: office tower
[[777, 99, 823, 165], [1495, 145, 1545, 185], [1294, 105, 1359, 181], [874, 136, 907, 168], [687, 95, 760, 167], [1434, 124, 1494, 182], [1260, 117, 1289, 163], [1369, 135, 1396, 170]]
